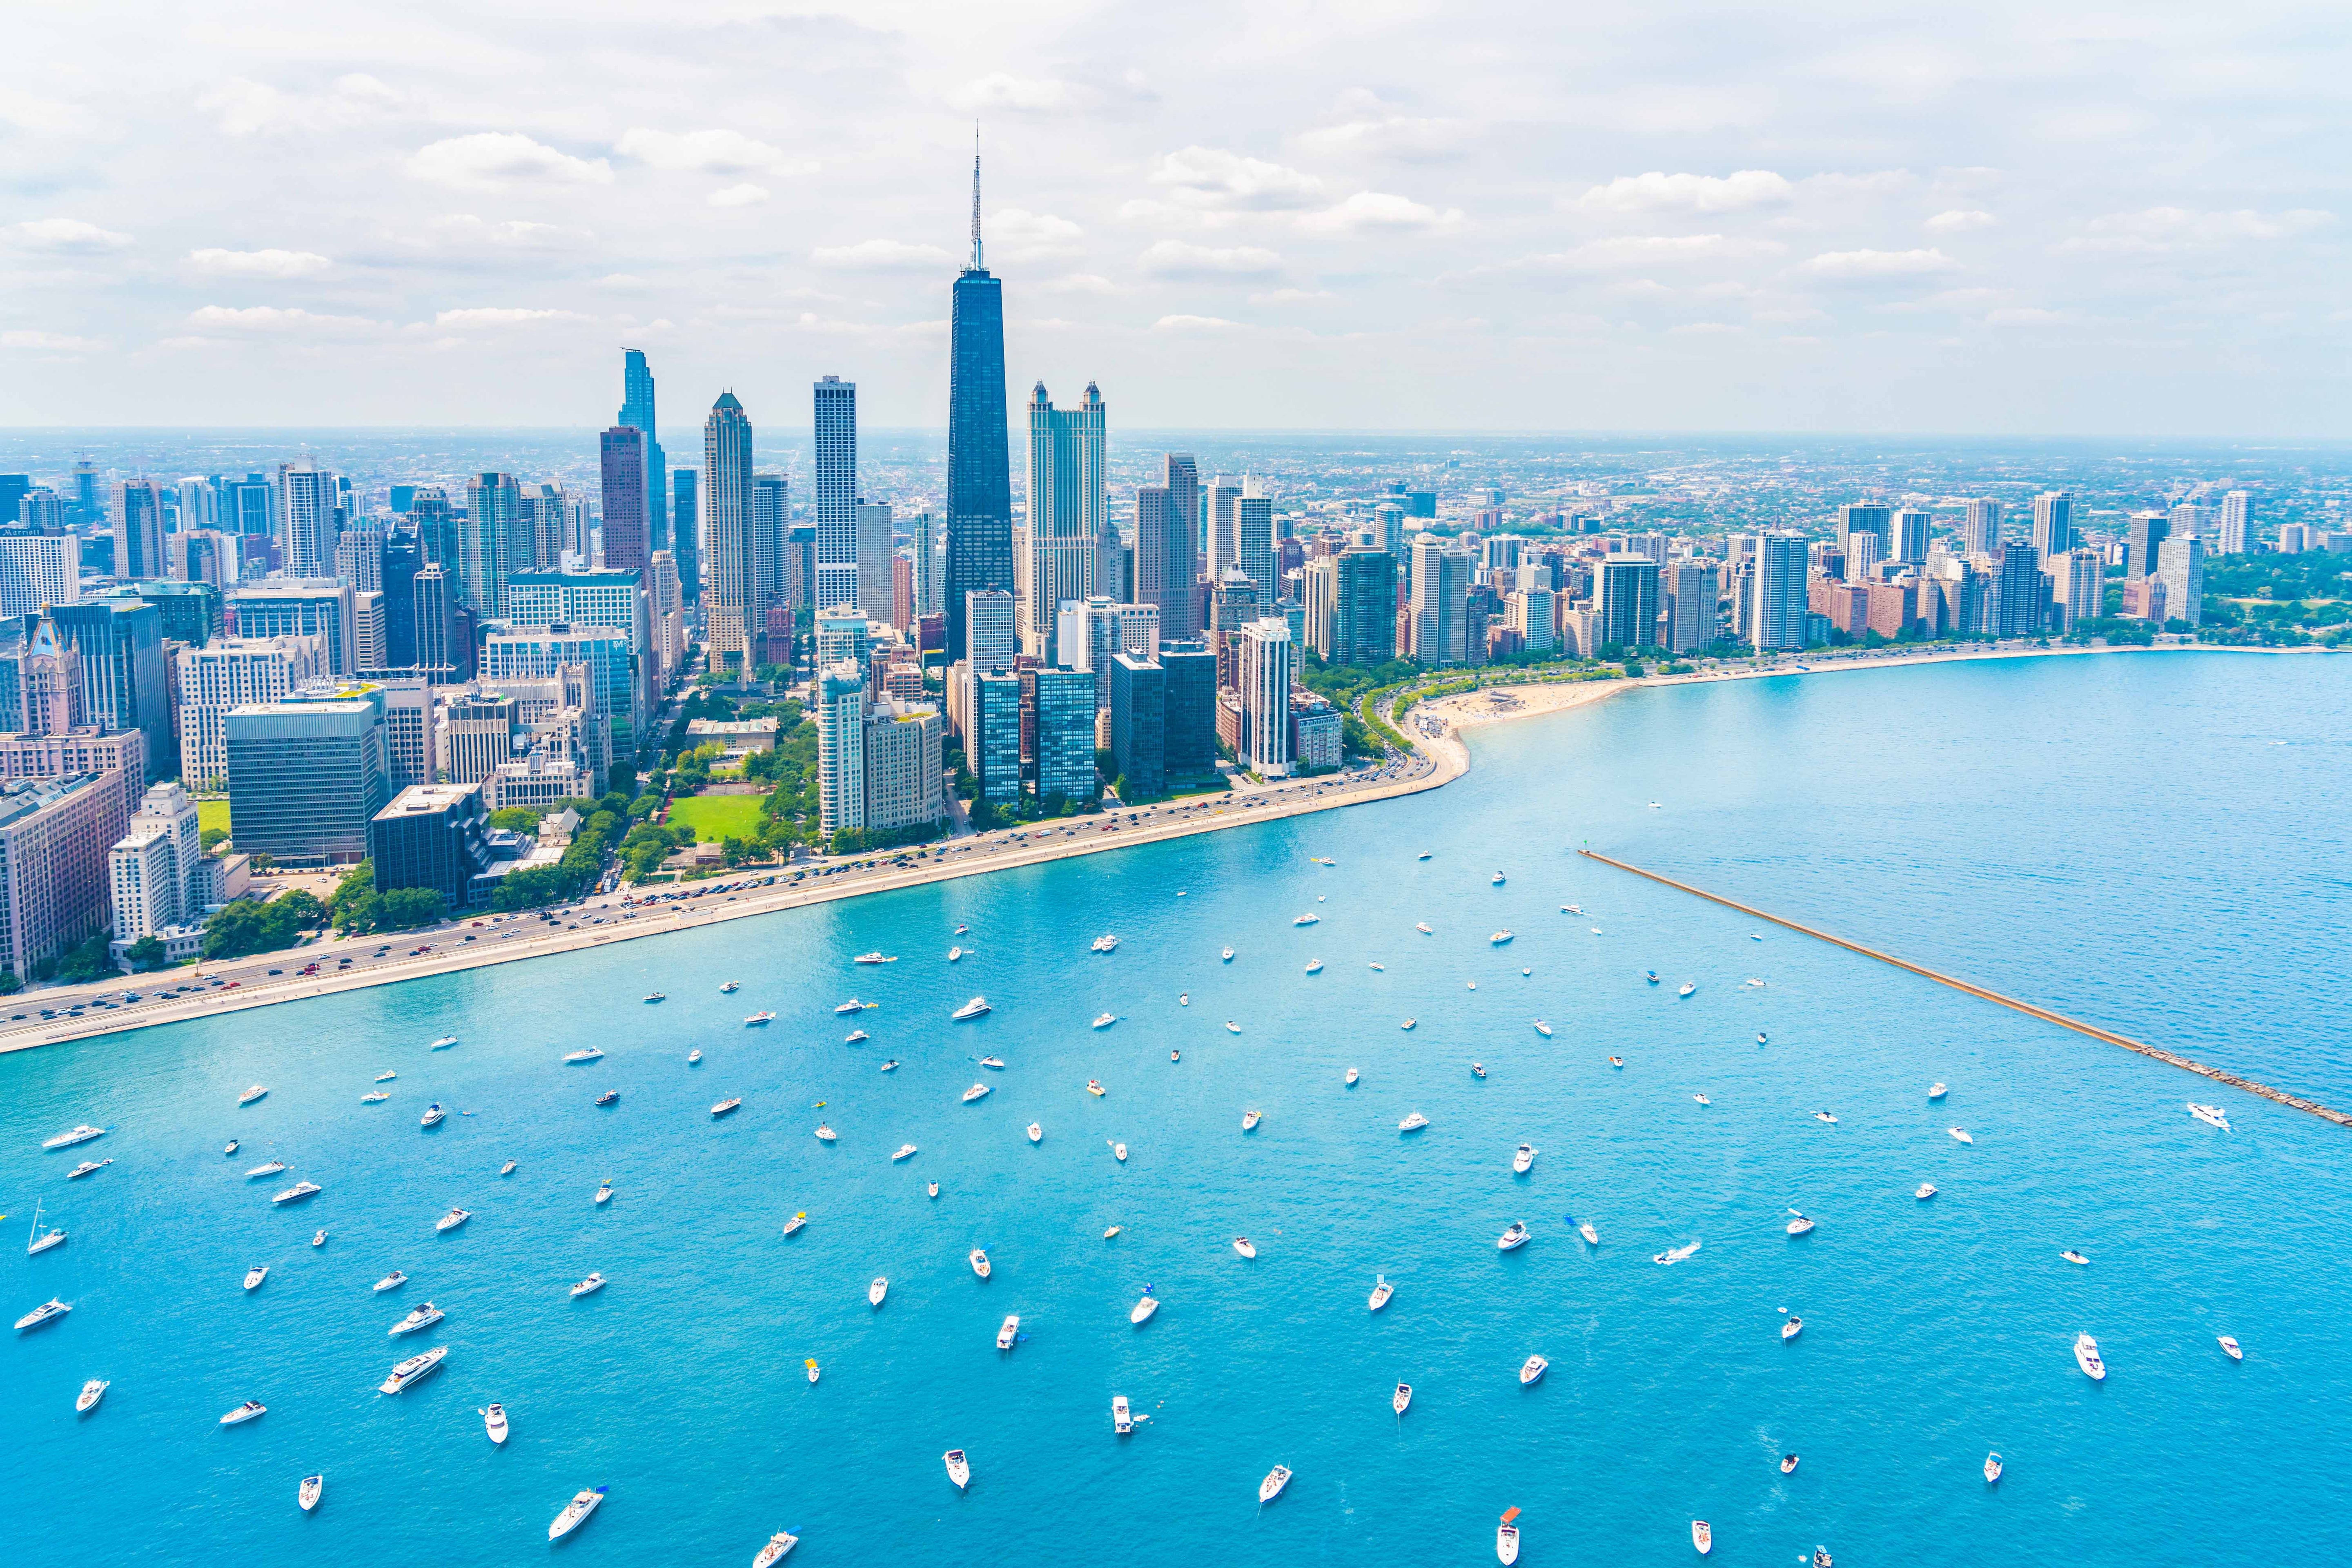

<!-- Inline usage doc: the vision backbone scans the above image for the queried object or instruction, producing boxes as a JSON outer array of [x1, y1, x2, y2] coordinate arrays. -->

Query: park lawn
[[666, 793, 768, 840], [199, 799, 230, 835]]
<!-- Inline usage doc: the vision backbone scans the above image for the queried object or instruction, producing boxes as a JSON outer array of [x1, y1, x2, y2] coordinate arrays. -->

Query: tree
[[123, 934, 167, 971], [330, 860, 376, 933], [200, 826, 229, 853], [487, 807, 540, 833], [372, 888, 450, 931]]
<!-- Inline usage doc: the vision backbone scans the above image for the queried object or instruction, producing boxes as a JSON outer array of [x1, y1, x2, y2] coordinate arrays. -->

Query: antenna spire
[[970, 123, 983, 271]]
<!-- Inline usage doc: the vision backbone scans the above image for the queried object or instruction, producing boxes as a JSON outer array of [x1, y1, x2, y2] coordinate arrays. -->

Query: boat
[[1609, 1056, 1625, 1068], [563, 1048, 604, 1064], [1677, 982, 1695, 998], [361, 1092, 389, 1103], [969, 1248, 991, 1278], [784, 1212, 807, 1236], [955, 924, 969, 934], [1653, 1240, 1702, 1265], [76, 1378, 107, 1414], [419, 1103, 445, 1127], [853, 951, 893, 965], [595, 1181, 614, 1204], [1580, 1221, 1599, 1245], [1294, 913, 1319, 927], [2074, 1332, 2106, 1379], [1498, 1221, 1530, 1251], [1113, 1395, 1134, 1434], [1692, 1519, 1711, 1556], [1113, 1143, 1127, 1161], [1418, 851, 1432, 860], [1513, 1144, 1536, 1174], [814, 1125, 835, 1141], [379, 1345, 448, 1394], [1179, 992, 1189, 1004], [390, 1303, 443, 1336], [1813, 1110, 1835, 1123], [223, 1140, 239, 1155], [951, 997, 990, 1021], [1087, 1080, 1106, 1096], [1948, 1127, 1973, 1144], [869, 1277, 888, 1307], [1399, 1112, 1429, 1132], [218, 1399, 265, 1425], [888, 1143, 918, 1163], [42, 1125, 107, 1150], [1491, 873, 1505, 885], [1130, 1294, 1158, 1324], [1233, 1236, 1257, 1258], [311, 1230, 327, 1247], [1472, 1062, 1486, 1079], [547, 1487, 606, 1542], [1027, 1123, 1042, 1144], [570, 1274, 606, 1298], [843, 1030, 869, 1044], [1242, 1110, 1262, 1131], [595, 1091, 619, 1107], [1781, 1453, 1800, 1474], [243, 1265, 269, 1291], [745, 1011, 776, 1027], [1916, 1183, 1937, 1200], [1500, 1509, 1522, 1564], [1393, 1381, 1412, 1415], [1984, 1452, 2003, 1483], [1782, 1316, 1802, 1341], [978, 1056, 1006, 1070], [1259, 1465, 1292, 1504], [1400, 1019, 1416, 1031], [805, 1359, 820, 1385], [1345, 1068, 1359, 1086], [943, 1450, 971, 1490], [1519, 1354, 1547, 1385], [1646, 971, 1659, 984], [484, 1403, 509, 1444], [712, 1098, 742, 1116], [834, 999, 868, 1016], [238, 1085, 268, 1106], [947, 947, 964, 962], [1929, 1082, 1948, 1100], [962, 1083, 992, 1103], [1088, 1011, 1120, 1031], [1368, 963, 1384, 971], [1533, 1020, 1551, 1037], [754, 1531, 799, 1567], [1369, 1274, 1394, 1311], [67, 1159, 112, 1178], [1786, 1211, 1815, 1236], [1221, 948, 1235, 964], [2219, 1335, 2243, 1361], [1304, 958, 1325, 976], [272, 1181, 321, 1205], [15, 1298, 71, 1331], [430, 1034, 460, 1050], [246, 1160, 287, 1179], [1693, 1094, 1711, 1105], [434, 1207, 470, 1233], [1092, 934, 1120, 953], [997, 1314, 1020, 1349], [929, 1183, 940, 1198], [1492, 930, 1512, 945], [374, 1271, 406, 1292], [25, 1201, 65, 1256], [881, 1060, 899, 1072], [643, 993, 666, 1004], [2061, 1250, 2088, 1265], [2189, 1102, 2232, 1130], [720, 981, 741, 993]]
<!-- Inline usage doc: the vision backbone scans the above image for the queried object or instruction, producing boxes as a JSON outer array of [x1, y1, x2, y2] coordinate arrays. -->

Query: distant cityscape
[[0, 156, 2347, 1000]]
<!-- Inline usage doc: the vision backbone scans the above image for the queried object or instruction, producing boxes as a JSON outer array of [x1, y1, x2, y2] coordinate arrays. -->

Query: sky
[[1, 1, 2345, 435]]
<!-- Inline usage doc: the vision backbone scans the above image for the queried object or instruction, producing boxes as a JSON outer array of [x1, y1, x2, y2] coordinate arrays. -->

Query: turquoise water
[[5, 650, 2349, 1566]]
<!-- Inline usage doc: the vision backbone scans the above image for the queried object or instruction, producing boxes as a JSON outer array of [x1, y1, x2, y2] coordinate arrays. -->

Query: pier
[[1579, 849, 2352, 1130]]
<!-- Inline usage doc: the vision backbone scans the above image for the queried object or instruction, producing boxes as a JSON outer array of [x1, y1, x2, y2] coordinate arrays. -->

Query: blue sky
[[1, 1, 2343, 433]]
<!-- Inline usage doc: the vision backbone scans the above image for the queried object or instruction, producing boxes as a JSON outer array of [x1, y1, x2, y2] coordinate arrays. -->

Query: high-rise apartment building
[[0, 772, 129, 982], [813, 376, 859, 612], [1836, 504, 1891, 559], [1408, 539, 1471, 666], [857, 501, 895, 625], [278, 459, 342, 580], [970, 669, 1023, 803], [1332, 545, 1397, 668], [1020, 380, 1107, 657], [2156, 535, 2205, 629], [2219, 491, 2254, 555], [1667, 560, 1718, 653], [1962, 499, 2002, 556], [1135, 453, 1202, 640], [1597, 554, 1662, 650], [1237, 618, 1295, 778], [1108, 653, 1165, 799], [459, 472, 523, 617], [0, 535, 78, 617], [2125, 512, 2171, 580], [1891, 510, 1931, 565], [1235, 480, 1276, 609], [1031, 666, 1097, 802], [1205, 475, 1242, 582], [174, 635, 326, 788], [702, 393, 757, 666], [964, 589, 1016, 673], [1749, 531, 1809, 651], [480, 623, 638, 758], [816, 660, 867, 837], [2051, 548, 2104, 630], [2031, 491, 2074, 559], [108, 780, 203, 947], [1994, 544, 2048, 637], [110, 479, 167, 581]]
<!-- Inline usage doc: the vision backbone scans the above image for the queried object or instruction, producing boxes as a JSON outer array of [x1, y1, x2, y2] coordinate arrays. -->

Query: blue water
[[5, 650, 2349, 1566]]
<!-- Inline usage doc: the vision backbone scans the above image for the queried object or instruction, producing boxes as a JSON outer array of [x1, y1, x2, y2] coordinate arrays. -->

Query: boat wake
[[1652, 1240, 1702, 1266]]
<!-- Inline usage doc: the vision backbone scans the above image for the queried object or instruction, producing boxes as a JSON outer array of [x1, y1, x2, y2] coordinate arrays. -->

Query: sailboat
[[25, 1202, 65, 1257]]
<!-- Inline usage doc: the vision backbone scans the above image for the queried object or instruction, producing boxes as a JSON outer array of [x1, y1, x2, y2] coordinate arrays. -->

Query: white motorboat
[[1345, 1068, 1359, 1086], [1677, 982, 1695, 998], [570, 1274, 606, 1299], [834, 999, 868, 1016], [2218, 1335, 2243, 1361], [947, 946, 964, 962], [1027, 1123, 1042, 1144], [1242, 1110, 1262, 1131], [1368, 1274, 1394, 1311], [1692, 1519, 1711, 1556], [869, 1277, 888, 1308], [2074, 1332, 2106, 1380], [1500, 1514, 1522, 1564], [1092, 934, 1120, 953], [238, 1085, 268, 1107], [2061, 1250, 2089, 1265], [1113, 1395, 1134, 1434], [243, 1265, 269, 1291], [1948, 1127, 1973, 1144], [218, 1399, 265, 1425], [67, 1159, 112, 1178], [806, 1357, 821, 1384], [1653, 1240, 1701, 1265], [1259, 1465, 1292, 1504], [1088, 1080, 1107, 1096], [892, 1143, 919, 1162], [547, 1487, 606, 1542], [1130, 1293, 1158, 1324], [1294, 913, 1319, 927], [688, 1049, 702, 1065], [1113, 1142, 1128, 1161], [1368, 963, 1384, 971], [1814, 1110, 1836, 1124], [881, 1060, 898, 1072], [1491, 873, 1505, 885], [1416, 922, 1433, 935], [997, 1314, 1020, 1350], [1398, 1112, 1429, 1132], [1417, 851, 1432, 860], [1220, 947, 1234, 963], [1916, 1183, 1937, 1200], [311, 1229, 327, 1247], [16, 1298, 71, 1331], [853, 951, 893, 965], [942, 1450, 971, 1490], [419, 1103, 445, 1127], [719, 981, 741, 993], [745, 1011, 776, 1027], [1518, 1354, 1547, 1385], [784, 1212, 807, 1236], [2189, 1102, 2232, 1130], [595, 1181, 614, 1204], [563, 1048, 604, 1064], [951, 997, 990, 1021], [962, 1083, 992, 1103], [643, 993, 666, 1004], [1393, 1381, 1412, 1416], [1533, 1020, 1552, 1037], [42, 1125, 107, 1150], [1472, 1062, 1486, 1078], [77, 1378, 107, 1414], [390, 1302, 443, 1336], [1786, 1211, 1815, 1236], [373, 1270, 406, 1293], [379, 1344, 448, 1394], [272, 1181, 321, 1205], [814, 1125, 836, 1142], [844, 1030, 869, 1044], [969, 1248, 991, 1279], [246, 1160, 287, 1178], [1497, 1222, 1530, 1251], [711, 1098, 742, 1117], [1400, 1019, 1415, 1031], [1513, 1144, 1536, 1174], [1984, 1451, 2003, 1483], [1233, 1236, 1257, 1258], [361, 1092, 389, 1103], [1491, 930, 1512, 945], [483, 1403, 509, 1444], [1782, 1316, 1803, 1341], [754, 1531, 799, 1566], [1102, 1224, 1119, 1238], [1303, 958, 1325, 975], [978, 1056, 1005, 1069], [434, 1207, 470, 1233], [1928, 1082, 1948, 1100], [1580, 1221, 1600, 1245]]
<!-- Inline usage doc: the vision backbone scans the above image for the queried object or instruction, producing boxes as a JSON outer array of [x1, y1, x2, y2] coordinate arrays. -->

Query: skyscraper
[[460, 472, 522, 617], [1836, 504, 1891, 559], [1749, 531, 1808, 651], [1332, 545, 1397, 668], [1237, 618, 1295, 777], [814, 376, 858, 612], [598, 426, 651, 574], [1668, 559, 1718, 653], [945, 142, 1014, 664], [1994, 543, 2048, 637], [753, 474, 790, 641], [2219, 490, 2254, 555], [2156, 535, 2205, 629], [2031, 491, 2074, 558], [279, 458, 342, 580], [1891, 510, 1931, 565], [671, 469, 700, 604], [617, 348, 667, 555], [410, 486, 457, 569], [2125, 512, 2171, 580], [110, 480, 166, 581], [857, 501, 895, 625], [1205, 475, 1242, 582], [1962, 499, 2002, 556], [702, 393, 757, 666], [1408, 539, 1470, 666], [1135, 452, 1202, 639], [1020, 380, 1107, 658], [1596, 554, 1662, 650], [1235, 479, 1275, 608]]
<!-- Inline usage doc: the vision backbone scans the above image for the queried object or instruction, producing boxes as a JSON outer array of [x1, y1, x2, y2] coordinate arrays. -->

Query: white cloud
[[1577, 170, 1793, 214], [424, 214, 582, 249], [1037, 273, 1121, 295], [1296, 115, 1470, 161], [949, 74, 1094, 113], [2059, 207, 2334, 254], [407, 133, 613, 191], [811, 238, 956, 270], [1153, 314, 1241, 331], [185, 305, 390, 336], [1250, 287, 1336, 305], [708, 184, 770, 208], [431, 307, 591, 328], [1149, 147, 1323, 211], [1139, 240, 1285, 278], [11, 218, 132, 254], [1298, 192, 1465, 235], [1987, 307, 2082, 326], [1466, 234, 1781, 280], [1925, 209, 1996, 232], [186, 247, 332, 278], [617, 128, 814, 177], [2, 329, 106, 352], [0, 88, 95, 137], [1801, 247, 1962, 280], [988, 208, 1085, 261], [197, 74, 407, 137]]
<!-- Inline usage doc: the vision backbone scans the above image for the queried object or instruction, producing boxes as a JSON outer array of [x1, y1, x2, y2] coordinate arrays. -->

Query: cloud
[[1925, 209, 1996, 232], [2, 329, 106, 352], [1463, 234, 1781, 280], [1250, 287, 1336, 305], [186, 247, 331, 278], [616, 128, 814, 177], [1986, 307, 2083, 326], [197, 74, 407, 136], [949, 74, 1095, 113], [1298, 192, 1464, 234], [0, 88, 95, 137], [423, 214, 583, 249], [1296, 115, 1470, 161], [1801, 247, 1961, 280], [1577, 170, 1793, 214], [185, 305, 390, 336], [2059, 207, 2334, 254], [1153, 314, 1240, 331], [430, 307, 592, 328], [1149, 147, 1322, 211], [408, 133, 613, 191], [708, 184, 769, 207], [1037, 272, 1121, 295], [11, 218, 132, 253], [811, 238, 955, 270], [987, 208, 1085, 261], [1138, 240, 1284, 278]]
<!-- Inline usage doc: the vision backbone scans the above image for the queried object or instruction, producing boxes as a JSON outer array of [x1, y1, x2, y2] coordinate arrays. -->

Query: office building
[[174, 635, 325, 790], [2051, 548, 2104, 630], [439, 693, 519, 786], [230, 578, 356, 675], [1108, 653, 1165, 798], [412, 563, 459, 679], [1994, 544, 2049, 637], [964, 588, 1016, 675], [1666, 560, 1717, 653], [1596, 554, 1662, 651], [1073, 598, 1159, 715], [1028, 666, 1096, 802], [910, 509, 944, 620], [2031, 491, 2074, 559], [617, 347, 667, 553], [1961, 499, 2002, 556], [670, 468, 700, 604], [505, 569, 653, 726], [702, 393, 758, 665], [459, 472, 523, 617], [945, 149, 1016, 664], [970, 668, 1023, 803], [2156, 534, 2205, 629], [1835, 504, 1891, 560], [0, 772, 129, 981], [811, 375, 859, 612], [2277, 523, 2309, 555], [16, 485, 65, 532], [1019, 380, 1107, 657], [599, 425, 652, 574], [49, 599, 170, 781], [1331, 545, 1398, 668], [1891, 510, 1931, 565], [224, 697, 387, 866], [408, 485, 457, 568], [94, 579, 221, 649], [334, 525, 383, 596], [1205, 475, 1241, 582], [1237, 618, 1294, 778], [107, 779, 204, 952], [0, 535, 78, 618], [857, 501, 894, 624], [2126, 512, 2171, 580], [1409, 539, 1472, 665], [167, 528, 231, 589], [277, 458, 341, 580], [479, 623, 637, 759], [2167, 503, 2207, 544], [370, 781, 493, 907], [1749, 531, 1809, 651], [1161, 643, 1218, 778], [110, 479, 167, 581], [2219, 491, 2254, 555], [1135, 452, 1202, 640], [1234, 481, 1276, 610]]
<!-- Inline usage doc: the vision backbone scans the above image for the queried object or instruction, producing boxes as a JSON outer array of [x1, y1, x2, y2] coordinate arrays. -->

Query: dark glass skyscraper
[[619, 349, 668, 554], [945, 146, 1013, 662]]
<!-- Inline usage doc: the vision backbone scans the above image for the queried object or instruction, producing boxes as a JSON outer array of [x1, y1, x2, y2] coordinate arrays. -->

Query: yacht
[[67, 1159, 112, 1179], [1368, 1274, 1394, 1311], [374, 1270, 407, 1292], [1091, 1012, 1117, 1029], [942, 1450, 971, 1491], [1233, 1236, 1257, 1258], [76, 1379, 107, 1414], [1092, 934, 1120, 953], [834, 1000, 868, 1016], [1498, 1222, 1530, 1251], [434, 1207, 471, 1233], [595, 1180, 614, 1205], [1491, 873, 1505, 886], [712, 1098, 742, 1117], [954, 924, 970, 935], [1677, 982, 1695, 998], [1693, 1094, 1711, 1105], [1226, 1021, 1242, 1034], [969, 1248, 991, 1278], [1242, 1110, 1262, 1131], [2061, 1249, 2089, 1265], [1519, 1354, 1548, 1385], [688, 1050, 702, 1065], [16, 1298, 72, 1330], [1130, 1294, 1158, 1324], [1653, 1241, 1701, 1265], [483, 1404, 509, 1444], [1472, 1063, 1486, 1079], [238, 1085, 269, 1106], [853, 951, 893, 965], [547, 1487, 607, 1542], [564, 1048, 604, 1064], [1113, 1143, 1128, 1162], [1305, 960, 1324, 975], [1916, 1183, 1937, 1200], [1113, 1395, 1134, 1434], [893, 1143, 918, 1161], [979, 1056, 1005, 1069], [1984, 1452, 2003, 1484], [243, 1265, 269, 1291], [814, 1125, 836, 1141], [390, 1303, 443, 1336], [1513, 1143, 1536, 1174], [643, 993, 666, 1004], [805, 1359, 820, 1385], [1345, 1067, 1360, 1086], [1400, 1019, 1416, 1031], [419, 1103, 445, 1127], [1392, 1382, 1412, 1415], [951, 997, 991, 1022], [719, 981, 740, 993], [1928, 1082, 1948, 1100], [245, 1160, 287, 1179], [380, 1345, 448, 1394], [962, 1083, 993, 1104], [42, 1125, 107, 1151], [1259, 1466, 1293, 1504], [1103, 1225, 1121, 1239], [997, 1314, 1021, 1350], [1368, 963, 1384, 972], [1814, 1110, 1836, 1124], [1087, 1080, 1106, 1096], [1782, 1316, 1802, 1341], [1294, 913, 1319, 927], [272, 1181, 321, 1205], [928, 1183, 940, 1198], [1027, 1123, 1042, 1144], [1399, 1112, 1429, 1132], [1691, 1519, 1711, 1557], [1533, 1020, 1552, 1037], [570, 1274, 606, 1299], [312, 1229, 327, 1247], [1491, 930, 1512, 945], [1221, 948, 1234, 963], [744, 1011, 776, 1027], [1646, 970, 1662, 985], [1579, 1221, 1599, 1245], [754, 1531, 799, 1567], [595, 1091, 619, 1107], [2074, 1333, 2106, 1379], [880, 1060, 899, 1072], [1180, 992, 1190, 1004], [2189, 1102, 2232, 1130], [361, 1091, 390, 1104], [1500, 1511, 1522, 1564], [1948, 1127, 1973, 1144], [869, 1277, 888, 1308], [844, 1030, 869, 1044], [783, 1212, 807, 1236], [218, 1399, 265, 1425], [947, 946, 964, 962], [2219, 1335, 2243, 1361], [1786, 1212, 1815, 1236], [1418, 851, 1432, 860], [1416, 922, 1433, 934]]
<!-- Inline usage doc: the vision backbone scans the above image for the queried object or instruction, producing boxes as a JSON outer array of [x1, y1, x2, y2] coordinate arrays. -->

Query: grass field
[[666, 793, 767, 840], [198, 799, 230, 835]]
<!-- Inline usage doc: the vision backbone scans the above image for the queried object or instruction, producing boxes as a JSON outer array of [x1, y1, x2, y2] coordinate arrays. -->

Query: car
[[267, 969, 283, 976]]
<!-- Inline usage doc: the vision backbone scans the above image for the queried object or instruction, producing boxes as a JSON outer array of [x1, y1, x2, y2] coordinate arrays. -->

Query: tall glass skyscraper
[[619, 349, 668, 555], [813, 376, 858, 614], [702, 393, 757, 667], [945, 143, 1013, 663]]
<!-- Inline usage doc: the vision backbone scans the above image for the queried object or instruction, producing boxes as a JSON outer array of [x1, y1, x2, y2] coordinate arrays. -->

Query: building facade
[[224, 699, 388, 866]]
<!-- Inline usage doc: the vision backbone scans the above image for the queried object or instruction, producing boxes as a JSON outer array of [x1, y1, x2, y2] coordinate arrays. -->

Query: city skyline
[[0, 2, 2343, 436]]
